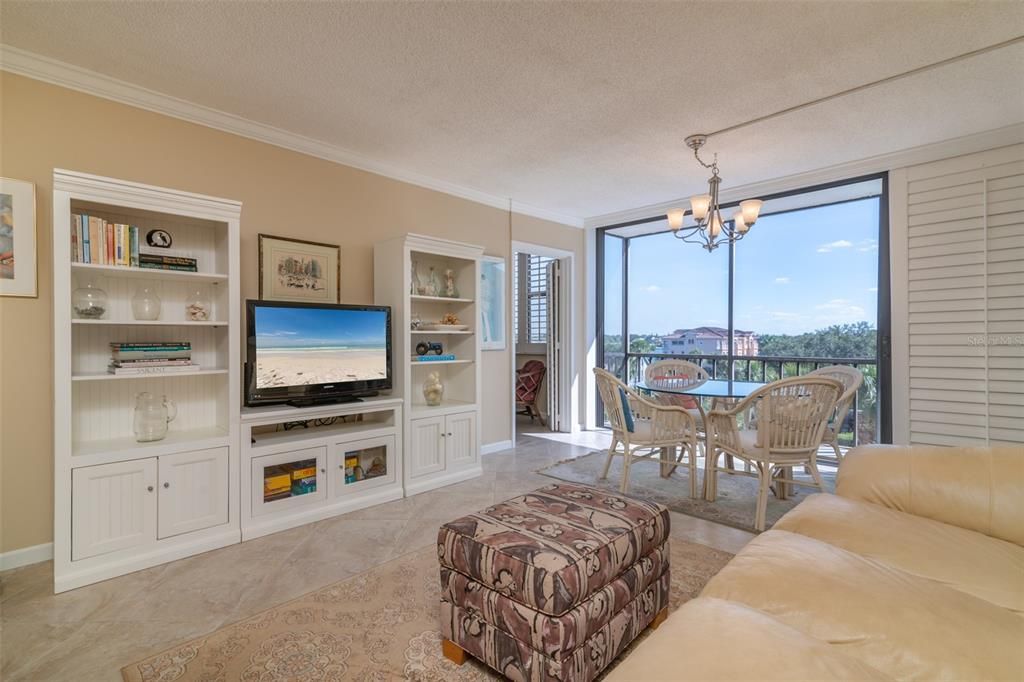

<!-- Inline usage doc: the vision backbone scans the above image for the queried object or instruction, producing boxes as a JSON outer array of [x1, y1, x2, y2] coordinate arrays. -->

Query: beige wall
[[0, 72, 584, 554]]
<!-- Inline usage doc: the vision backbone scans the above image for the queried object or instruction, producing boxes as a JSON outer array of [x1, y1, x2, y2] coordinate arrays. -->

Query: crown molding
[[584, 122, 1024, 229], [0, 44, 584, 228]]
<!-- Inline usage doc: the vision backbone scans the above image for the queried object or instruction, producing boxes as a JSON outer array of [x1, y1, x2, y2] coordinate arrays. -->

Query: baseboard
[[0, 542, 54, 571], [481, 440, 514, 455]]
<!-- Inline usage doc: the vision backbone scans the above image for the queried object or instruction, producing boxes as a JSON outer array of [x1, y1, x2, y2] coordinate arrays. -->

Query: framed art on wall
[[480, 256, 506, 351], [258, 234, 340, 303], [0, 177, 37, 298]]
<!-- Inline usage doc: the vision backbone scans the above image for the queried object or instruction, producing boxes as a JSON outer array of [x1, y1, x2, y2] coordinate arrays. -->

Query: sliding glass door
[[596, 174, 891, 454]]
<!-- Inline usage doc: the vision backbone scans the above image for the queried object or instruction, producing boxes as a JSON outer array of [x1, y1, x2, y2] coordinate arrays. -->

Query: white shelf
[[72, 262, 228, 284], [411, 330, 473, 335], [410, 358, 474, 365], [410, 294, 474, 303], [73, 319, 227, 326], [72, 368, 228, 381], [410, 400, 476, 418], [72, 427, 231, 463]]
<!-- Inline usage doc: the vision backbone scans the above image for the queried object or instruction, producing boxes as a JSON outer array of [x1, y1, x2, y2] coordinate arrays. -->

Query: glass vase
[[185, 286, 212, 321], [132, 285, 162, 321], [72, 280, 109, 319]]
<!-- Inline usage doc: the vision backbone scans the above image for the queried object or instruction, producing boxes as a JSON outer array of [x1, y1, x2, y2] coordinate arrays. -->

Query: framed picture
[[259, 234, 341, 303], [480, 256, 506, 351], [0, 177, 37, 298]]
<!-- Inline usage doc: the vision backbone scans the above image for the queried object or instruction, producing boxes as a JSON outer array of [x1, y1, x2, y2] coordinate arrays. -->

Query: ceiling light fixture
[[667, 135, 762, 252]]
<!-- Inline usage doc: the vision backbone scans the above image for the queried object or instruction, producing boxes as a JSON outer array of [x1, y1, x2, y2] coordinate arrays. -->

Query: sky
[[255, 305, 388, 348], [606, 197, 880, 337]]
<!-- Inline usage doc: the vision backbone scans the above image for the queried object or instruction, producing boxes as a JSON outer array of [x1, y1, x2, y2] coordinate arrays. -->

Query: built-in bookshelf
[[52, 170, 241, 592], [374, 234, 483, 496]]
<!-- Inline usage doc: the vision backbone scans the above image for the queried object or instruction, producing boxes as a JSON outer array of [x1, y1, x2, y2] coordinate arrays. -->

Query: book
[[105, 222, 114, 265], [82, 216, 91, 263], [140, 254, 198, 266], [112, 358, 195, 366], [415, 354, 458, 362], [88, 216, 102, 264], [107, 364, 200, 376], [111, 350, 192, 361], [70, 214, 80, 262], [111, 341, 191, 348], [139, 263, 199, 272], [129, 226, 139, 267]]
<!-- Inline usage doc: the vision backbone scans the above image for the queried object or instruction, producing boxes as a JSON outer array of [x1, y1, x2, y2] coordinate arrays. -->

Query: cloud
[[643, 285, 661, 293], [816, 239, 853, 253], [867, 287, 878, 293], [774, 277, 790, 284], [814, 298, 867, 324], [857, 238, 879, 252]]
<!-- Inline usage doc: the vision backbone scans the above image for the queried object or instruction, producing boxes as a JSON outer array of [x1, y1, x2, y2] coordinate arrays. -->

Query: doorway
[[511, 242, 573, 441]]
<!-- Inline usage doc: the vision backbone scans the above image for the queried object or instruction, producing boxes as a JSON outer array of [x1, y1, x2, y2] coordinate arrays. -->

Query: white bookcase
[[52, 170, 241, 592], [374, 234, 484, 496]]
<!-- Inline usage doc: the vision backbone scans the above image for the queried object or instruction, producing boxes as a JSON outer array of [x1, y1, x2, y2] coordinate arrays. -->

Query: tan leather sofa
[[608, 444, 1024, 681]]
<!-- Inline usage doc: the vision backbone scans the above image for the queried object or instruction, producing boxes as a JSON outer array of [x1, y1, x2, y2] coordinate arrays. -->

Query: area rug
[[122, 540, 733, 681], [538, 451, 835, 532]]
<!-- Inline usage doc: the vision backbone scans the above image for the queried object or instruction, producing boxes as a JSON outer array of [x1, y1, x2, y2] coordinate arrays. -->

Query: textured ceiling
[[2, 1, 1023, 222]]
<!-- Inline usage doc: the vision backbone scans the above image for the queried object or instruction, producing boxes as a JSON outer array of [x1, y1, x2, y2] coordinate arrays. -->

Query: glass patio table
[[633, 378, 797, 500]]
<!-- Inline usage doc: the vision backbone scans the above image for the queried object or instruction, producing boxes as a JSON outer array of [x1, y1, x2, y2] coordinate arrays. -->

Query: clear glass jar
[[132, 285, 162, 321], [185, 286, 212, 321], [71, 280, 108, 319]]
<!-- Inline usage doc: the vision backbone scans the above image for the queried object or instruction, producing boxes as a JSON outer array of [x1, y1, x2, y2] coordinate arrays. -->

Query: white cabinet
[[72, 459, 158, 561], [445, 411, 477, 470], [158, 447, 229, 539], [409, 416, 445, 478], [409, 411, 478, 481]]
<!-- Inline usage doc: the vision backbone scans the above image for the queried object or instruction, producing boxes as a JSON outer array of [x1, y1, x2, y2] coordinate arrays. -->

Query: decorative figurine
[[410, 312, 422, 330], [444, 268, 458, 298], [422, 371, 444, 407], [416, 340, 444, 356]]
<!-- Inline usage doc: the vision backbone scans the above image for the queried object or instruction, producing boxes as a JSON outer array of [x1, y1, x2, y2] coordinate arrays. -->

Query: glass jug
[[133, 392, 177, 442]]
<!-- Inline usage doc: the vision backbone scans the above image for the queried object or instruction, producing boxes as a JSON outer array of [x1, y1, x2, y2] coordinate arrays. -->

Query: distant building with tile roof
[[660, 326, 759, 356]]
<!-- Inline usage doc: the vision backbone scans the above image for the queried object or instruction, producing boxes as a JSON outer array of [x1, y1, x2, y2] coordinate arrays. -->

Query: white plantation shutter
[[514, 253, 554, 345], [902, 144, 1024, 446]]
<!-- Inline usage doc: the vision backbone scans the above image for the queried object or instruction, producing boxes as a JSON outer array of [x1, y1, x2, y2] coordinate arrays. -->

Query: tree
[[757, 322, 876, 359]]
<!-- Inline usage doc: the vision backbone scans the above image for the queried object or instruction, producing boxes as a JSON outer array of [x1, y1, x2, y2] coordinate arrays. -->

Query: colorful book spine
[[130, 226, 139, 267], [105, 222, 114, 265], [107, 364, 199, 376], [416, 354, 458, 362], [70, 214, 79, 262], [82, 216, 91, 263]]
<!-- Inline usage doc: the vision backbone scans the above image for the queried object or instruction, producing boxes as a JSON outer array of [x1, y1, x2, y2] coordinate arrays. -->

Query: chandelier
[[667, 134, 763, 252]]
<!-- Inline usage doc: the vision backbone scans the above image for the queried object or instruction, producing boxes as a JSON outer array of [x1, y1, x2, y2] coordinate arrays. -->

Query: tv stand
[[239, 397, 403, 540]]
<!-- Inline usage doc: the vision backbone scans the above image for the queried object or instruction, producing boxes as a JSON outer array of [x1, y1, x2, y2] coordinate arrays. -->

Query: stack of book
[[108, 342, 197, 375], [71, 214, 140, 266], [139, 253, 198, 272]]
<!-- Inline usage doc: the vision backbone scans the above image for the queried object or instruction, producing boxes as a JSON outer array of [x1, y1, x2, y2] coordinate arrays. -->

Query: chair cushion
[[618, 387, 635, 432], [700, 529, 1024, 681], [605, 597, 893, 681], [437, 483, 670, 616], [774, 493, 1024, 613]]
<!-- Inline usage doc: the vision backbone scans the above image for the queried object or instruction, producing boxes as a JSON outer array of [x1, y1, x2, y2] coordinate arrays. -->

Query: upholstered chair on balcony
[[594, 368, 701, 497], [807, 365, 865, 460], [705, 376, 843, 531]]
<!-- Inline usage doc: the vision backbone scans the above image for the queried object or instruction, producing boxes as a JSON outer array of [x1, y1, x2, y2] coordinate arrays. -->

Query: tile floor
[[0, 431, 754, 681]]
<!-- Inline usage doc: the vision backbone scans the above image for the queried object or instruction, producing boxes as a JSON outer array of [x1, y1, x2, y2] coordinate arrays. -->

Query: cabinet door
[[445, 411, 478, 470], [330, 435, 396, 497], [409, 416, 445, 478], [251, 446, 327, 517], [158, 447, 229, 539], [72, 459, 158, 561]]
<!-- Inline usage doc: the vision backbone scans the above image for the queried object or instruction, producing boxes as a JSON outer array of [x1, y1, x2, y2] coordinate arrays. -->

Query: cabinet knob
[[147, 486, 154, 492], [163, 482, 170, 489], [448, 432, 453, 437], [320, 468, 326, 473], [441, 432, 446, 438]]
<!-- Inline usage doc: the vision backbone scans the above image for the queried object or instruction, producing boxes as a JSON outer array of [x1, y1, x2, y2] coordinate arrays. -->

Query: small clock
[[146, 229, 173, 248]]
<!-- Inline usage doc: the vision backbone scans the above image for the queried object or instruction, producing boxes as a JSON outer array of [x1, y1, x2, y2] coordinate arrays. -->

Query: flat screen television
[[245, 300, 392, 406]]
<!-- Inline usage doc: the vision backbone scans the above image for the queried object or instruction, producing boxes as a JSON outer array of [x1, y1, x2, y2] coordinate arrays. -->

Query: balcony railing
[[602, 350, 879, 459]]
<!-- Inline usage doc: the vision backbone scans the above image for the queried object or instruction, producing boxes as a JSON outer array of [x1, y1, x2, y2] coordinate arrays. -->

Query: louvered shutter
[[904, 144, 1024, 446]]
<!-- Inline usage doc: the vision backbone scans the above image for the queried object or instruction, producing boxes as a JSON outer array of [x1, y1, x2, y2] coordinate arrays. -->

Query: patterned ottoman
[[437, 482, 671, 681]]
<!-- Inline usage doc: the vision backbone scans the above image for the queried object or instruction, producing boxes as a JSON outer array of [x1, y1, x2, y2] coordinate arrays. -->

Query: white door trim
[[511, 241, 576, 441]]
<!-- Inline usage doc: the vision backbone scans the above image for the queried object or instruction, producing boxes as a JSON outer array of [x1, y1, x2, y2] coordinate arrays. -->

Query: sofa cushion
[[700, 529, 1024, 681], [775, 492, 1024, 614], [606, 597, 893, 681], [837, 444, 1024, 546], [437, 483, 670, 615]]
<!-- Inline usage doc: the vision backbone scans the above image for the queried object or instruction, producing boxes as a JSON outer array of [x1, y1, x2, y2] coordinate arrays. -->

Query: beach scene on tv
[[255, 306, 388, 388]]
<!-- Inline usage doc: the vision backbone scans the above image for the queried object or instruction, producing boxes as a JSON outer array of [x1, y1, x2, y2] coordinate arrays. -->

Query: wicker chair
[[704, 376, 843, 531], [515, 360, 547, 425], [807, 365, 864, 460], [594, 368, 700, 497], [643, 359, 707, 417]]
